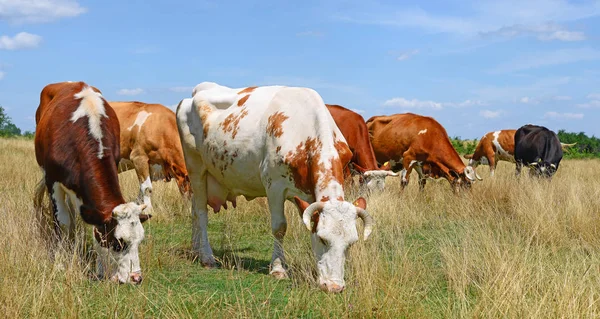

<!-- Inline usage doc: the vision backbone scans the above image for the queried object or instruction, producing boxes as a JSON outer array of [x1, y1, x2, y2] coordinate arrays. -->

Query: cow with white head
[[176, 82, 374, 293]]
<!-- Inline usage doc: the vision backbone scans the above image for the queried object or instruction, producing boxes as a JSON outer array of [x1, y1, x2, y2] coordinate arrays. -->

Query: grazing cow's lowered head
[[353, 162, 399, 192], [94, 203, 151, 284], [295, 197, 373, 292]]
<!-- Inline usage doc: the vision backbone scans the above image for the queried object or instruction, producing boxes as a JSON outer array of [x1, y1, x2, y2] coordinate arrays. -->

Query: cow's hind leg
[[189, 169, 216, 267], [266, 188, 288, 279], [400, 152, 417, 190]]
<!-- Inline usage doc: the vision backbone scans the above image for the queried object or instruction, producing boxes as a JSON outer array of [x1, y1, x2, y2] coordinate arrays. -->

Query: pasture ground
[[2, 137, 600, 318]]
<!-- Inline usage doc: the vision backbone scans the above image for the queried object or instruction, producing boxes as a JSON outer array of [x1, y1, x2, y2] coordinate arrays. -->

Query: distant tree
[[0, 105, 23, 137]]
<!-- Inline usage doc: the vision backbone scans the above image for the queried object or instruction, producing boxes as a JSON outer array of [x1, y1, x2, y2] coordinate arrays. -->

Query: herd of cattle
[[31, 81, 573, 293]]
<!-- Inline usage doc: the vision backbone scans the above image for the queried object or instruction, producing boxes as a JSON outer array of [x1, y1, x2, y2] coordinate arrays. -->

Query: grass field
[[2, 137, 600, 318]]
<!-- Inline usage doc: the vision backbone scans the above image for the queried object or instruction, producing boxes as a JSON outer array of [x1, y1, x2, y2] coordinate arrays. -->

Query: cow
[[111, 101, 191, 210], [176, 82, 374, 293], [33, 81, 151, 284], [366, 113, 481, 192], [514, 124, 563, 178], [464, 129, 516, 176], [325, 104, 398, 191]]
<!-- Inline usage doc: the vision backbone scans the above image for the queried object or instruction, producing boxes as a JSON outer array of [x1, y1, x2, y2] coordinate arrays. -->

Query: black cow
[[514, 124, 563, 178]]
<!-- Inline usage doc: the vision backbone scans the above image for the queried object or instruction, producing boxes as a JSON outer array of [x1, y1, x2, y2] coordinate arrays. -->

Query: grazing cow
[[514, 124, 563, 178], [177, 82, 373, 293], [326, 104, 398, 191], [33, 81, 151, 284], [111, 101, 191, 210], [366, 113, 481, 192], [464, 129, 516, 176]]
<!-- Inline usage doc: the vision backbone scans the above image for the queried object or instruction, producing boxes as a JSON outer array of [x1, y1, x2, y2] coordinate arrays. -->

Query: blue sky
[[1, 0, 599, 138]]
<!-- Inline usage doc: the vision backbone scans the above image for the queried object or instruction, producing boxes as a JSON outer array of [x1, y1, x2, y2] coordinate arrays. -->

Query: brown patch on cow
[[197, 102, 213, 137], [220, 108, 249, 139], [337, 196, 343, 201], [237, 86, 257, 95], [266, 111, 289, 138], [284, 137, 323, 194], [276, 146, 282, 153], [320, 196, 330, 202], [237, 95, 250, 107]]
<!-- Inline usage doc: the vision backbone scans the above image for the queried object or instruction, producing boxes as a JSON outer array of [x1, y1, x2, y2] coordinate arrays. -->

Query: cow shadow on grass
[[176, 247, 272, 275]]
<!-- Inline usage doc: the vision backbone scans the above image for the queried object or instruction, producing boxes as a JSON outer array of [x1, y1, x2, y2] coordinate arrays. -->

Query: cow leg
[[515, 161, 523, 177], [131, 152, 153, 210], [400, 153, 417, 190], [414, 164, 426, 190], [489, 156, 497, 177], [50, 183, 74, 241], [189, 169, 216, 267], [266, 190, 288, 279]]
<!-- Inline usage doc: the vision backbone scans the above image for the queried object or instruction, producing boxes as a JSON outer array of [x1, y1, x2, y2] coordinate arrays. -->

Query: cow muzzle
[[319, 281, 345, 293]]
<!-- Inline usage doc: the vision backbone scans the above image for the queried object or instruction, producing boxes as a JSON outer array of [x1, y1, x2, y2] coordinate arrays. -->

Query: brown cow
[[464, 129, 516, 176], [326, 104, 398, 191], [33, 81, 151, 284], [111, 101, 191, 210], [366, 113, 481, 192]]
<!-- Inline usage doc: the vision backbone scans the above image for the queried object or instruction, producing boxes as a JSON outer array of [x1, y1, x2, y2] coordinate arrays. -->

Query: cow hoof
[[269, 270, 288, 280]]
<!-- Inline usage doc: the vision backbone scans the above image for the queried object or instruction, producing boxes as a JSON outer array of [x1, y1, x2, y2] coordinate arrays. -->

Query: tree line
[[2, 105, 599, 158]]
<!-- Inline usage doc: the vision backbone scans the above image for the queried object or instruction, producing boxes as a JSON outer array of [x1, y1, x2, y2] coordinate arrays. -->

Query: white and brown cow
[[111, 101, 191, 210], [33, 81, 151, 284], [177, 82, 374, 293], [464, 129, 516, 176]]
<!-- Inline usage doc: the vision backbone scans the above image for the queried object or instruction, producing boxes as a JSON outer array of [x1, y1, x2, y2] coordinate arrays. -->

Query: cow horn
[[387, 171, 400, 177], [302, 202, 324, 231], [356, 208, 374, 240]]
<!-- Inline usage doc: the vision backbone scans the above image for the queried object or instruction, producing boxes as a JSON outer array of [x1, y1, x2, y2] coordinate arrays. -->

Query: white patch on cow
[[71, 86, 107, 159], [418, 129, 427, 135], [401, 168, 408, 182], [492, 130, 512, 158], [51, 183, 72, 228], [95, 202, 146, 284], [127, 111, 152, 132], [140, 176, 153, 209]]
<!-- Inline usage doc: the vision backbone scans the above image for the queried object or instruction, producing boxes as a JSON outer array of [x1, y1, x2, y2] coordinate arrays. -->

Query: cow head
[[94, 202, 151, 284], [528, 160, 558, 178], [353, 163, 399, 192], [450, 166, 482, 192], [295, 197, 373, 293]]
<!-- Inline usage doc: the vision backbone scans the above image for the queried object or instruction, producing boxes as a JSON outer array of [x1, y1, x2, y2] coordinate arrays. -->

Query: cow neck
[[79, 156, 125, 225]]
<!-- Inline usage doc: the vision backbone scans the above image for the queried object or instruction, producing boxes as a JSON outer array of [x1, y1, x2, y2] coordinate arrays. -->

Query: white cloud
[[519, 96, 539, 104], [0, 0, 86, 24], [489, 48, 600, 74], [0, 32, 42, 50], [587, 93, 600, 100], [396, 49, 419, 61], [335, 0, 600, 39], [577, 100, 600, 108], [296, 31, 324, 37], [383, 97, 486, 110], [383, 97, 442, 109], [169, 86, 194, 93], [117, 88, 144, 96], [481, 23, 585, 42], [553, 95, 572, 101], [544, 111, 583, 120], [350, 108, 365, 114], [479, 110, 502, 118]]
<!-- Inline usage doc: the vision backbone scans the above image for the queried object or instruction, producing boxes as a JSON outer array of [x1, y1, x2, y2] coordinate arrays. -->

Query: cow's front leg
[[414, 163, 427, 190], [267, 189, 288, 279], [515, 161, 523, 177], [190, 170, 216, 267], [131, 151, 153, 210]]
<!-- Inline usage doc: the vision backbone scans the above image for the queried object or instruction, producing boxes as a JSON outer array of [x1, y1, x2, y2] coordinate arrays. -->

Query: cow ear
[[294, 196, 310, 212], [353, 197, 367, 210], [139, 214, 152, 223]]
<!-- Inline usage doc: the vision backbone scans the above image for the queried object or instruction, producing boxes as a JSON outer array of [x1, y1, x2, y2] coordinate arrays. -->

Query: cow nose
[[320, 282, 345, 293], [130, 273, 143, 284]]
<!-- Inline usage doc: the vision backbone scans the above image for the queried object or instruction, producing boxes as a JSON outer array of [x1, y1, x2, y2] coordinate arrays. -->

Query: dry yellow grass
[[2, 137, 600, 318]]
